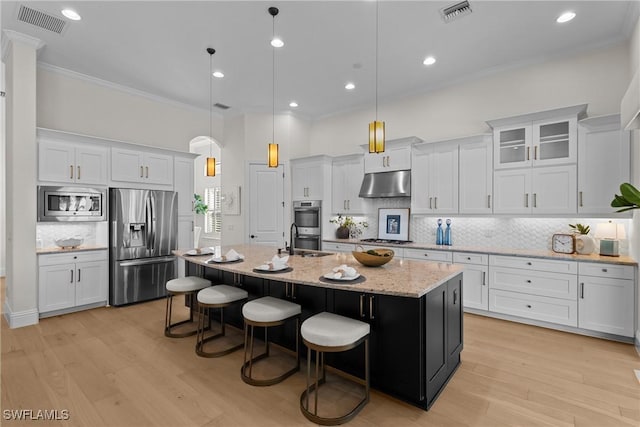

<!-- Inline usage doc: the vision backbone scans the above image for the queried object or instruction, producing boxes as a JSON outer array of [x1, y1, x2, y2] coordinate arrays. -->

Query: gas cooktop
[[360, 238, 413, 245]]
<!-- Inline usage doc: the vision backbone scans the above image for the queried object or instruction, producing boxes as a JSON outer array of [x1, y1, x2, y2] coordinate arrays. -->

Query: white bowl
[[55, 238, 84, 248]]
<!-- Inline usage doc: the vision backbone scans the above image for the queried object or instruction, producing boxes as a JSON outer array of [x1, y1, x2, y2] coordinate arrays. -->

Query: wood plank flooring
[[2, 277, 639, 426]]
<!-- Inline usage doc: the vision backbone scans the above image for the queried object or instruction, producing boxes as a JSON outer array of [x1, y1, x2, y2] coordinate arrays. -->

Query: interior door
[[248, 163, 284, 246]]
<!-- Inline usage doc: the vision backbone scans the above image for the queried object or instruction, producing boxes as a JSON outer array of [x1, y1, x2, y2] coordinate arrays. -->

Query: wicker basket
[[351, 247, 394, 267]]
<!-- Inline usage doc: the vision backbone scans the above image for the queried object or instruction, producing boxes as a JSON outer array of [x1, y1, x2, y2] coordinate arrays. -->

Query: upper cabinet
[[291, 155, 332, 201], [458, 135, 493, 214], [411, 141, 458, 214], [174, 155, 196, 217], [577, 114, 631, 215], [362, 136, 419, 174], [488, 104, 586, 170], [38, 140, 108, 185], [332, 154, 364, 214], [111, 148, 173, 186]]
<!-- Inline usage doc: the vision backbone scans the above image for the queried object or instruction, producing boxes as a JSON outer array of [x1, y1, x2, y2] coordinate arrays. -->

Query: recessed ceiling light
[[271, 37, 284, 48], [289, 101, 298, 108], [345, 83, 355, 90], [61, 8, 81, 20], [423, 56, 437, 66], [212, 71, 224, 78], [556, 11, 576, 23]]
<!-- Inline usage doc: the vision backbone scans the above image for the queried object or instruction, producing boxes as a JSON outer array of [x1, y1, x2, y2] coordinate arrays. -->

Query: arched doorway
[[190, 136, 221, 247]]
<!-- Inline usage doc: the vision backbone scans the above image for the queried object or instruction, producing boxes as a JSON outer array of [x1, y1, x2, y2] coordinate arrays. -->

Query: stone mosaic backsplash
[[37, 222, 108, 248]]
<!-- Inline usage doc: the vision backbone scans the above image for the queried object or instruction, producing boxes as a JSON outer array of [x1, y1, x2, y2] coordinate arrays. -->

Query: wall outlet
[[484, 230, 493, 238]]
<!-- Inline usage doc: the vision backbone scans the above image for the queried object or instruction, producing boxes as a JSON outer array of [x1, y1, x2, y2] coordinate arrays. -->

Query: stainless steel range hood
[[359, 170, 411, 198]]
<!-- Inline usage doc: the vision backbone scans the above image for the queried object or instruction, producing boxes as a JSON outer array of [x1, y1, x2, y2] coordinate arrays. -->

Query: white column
[[2, 30, 43, 327]]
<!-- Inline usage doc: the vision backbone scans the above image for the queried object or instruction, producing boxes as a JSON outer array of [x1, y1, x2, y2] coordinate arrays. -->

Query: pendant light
[[369, 0, 385, 154], [205, 47, 216, 176], [267, 6, 280, 168]]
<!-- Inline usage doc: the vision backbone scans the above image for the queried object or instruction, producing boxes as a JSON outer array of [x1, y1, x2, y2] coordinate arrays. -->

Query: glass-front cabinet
[[495, 126, 531, 168]]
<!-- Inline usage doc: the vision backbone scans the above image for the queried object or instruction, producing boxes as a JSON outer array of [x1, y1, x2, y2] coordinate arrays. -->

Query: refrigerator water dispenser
[[128, 223, 146, 247]]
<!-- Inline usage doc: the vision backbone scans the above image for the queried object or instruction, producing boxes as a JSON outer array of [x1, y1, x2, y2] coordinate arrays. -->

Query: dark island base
[[186, 261, 463, 410]]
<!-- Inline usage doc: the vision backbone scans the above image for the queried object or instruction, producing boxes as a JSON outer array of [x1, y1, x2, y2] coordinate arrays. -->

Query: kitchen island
[[175, 245, 464, 411]]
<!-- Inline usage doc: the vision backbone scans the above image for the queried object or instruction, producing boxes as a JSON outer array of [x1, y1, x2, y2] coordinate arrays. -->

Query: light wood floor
[[1, 277, 639, 426]]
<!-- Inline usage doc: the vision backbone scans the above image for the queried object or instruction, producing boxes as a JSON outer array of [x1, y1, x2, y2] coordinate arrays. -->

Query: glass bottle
[[436, 218, 443, 245], [444, 219, 452, 246]]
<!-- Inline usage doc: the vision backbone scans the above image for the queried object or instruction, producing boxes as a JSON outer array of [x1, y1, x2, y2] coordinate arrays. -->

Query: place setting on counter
[[319, 264, 366, 284], [205, 248, 245, 264], [252, 254, 292, 273]]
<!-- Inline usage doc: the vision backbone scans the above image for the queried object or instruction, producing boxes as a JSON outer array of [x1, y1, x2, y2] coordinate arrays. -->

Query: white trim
[[2, 30, 44, 61], [635, 330, 640, 357], [37, 62, 217, 116], [3, 301, 39, 329]]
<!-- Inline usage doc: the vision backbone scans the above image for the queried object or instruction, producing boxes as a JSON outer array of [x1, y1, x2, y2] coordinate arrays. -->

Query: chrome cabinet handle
[[525, 193, 529, 208], [533, 193, 537, 208], [70, 165, 74, 179], [347, 200, 350, 210], [77, 269, 81, 282], [70, 270, 74, 283], [527, 146, 530, 161], [534, 145, 538, 160], [453, 289, 458, 305], [359, 294, 365, 318], [526, 304, 532, 308], [580, 282, 584, 299], [291, 284, 296, 300], [434, 197, 438, 209], [369, 296, 374, 320], [482, 271, 486, 286], [579, 191, 583, 207], [429, 197, 433, 209], [487, 194, 491, 209], [77, 166, 81, 180], [140, 166, 144, 178], [602, 268, 607, 273], [387, 156, 390, 167], [145, 166, 149, 178]]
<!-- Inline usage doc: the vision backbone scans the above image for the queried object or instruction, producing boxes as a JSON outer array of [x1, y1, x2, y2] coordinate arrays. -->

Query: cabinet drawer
[[404, 249, 452, 263], [578, 263, 635, 280], [490, 255, 577, 274], [39, 250, 108, 266], [323, 242, 355, 253], [489, 289, 577, 327], [453, 252, 488, 265], [490, 266, 577, 300]]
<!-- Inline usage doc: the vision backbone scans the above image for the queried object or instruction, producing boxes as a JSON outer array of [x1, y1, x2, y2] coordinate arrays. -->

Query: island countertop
[[174, 244, 463, 298]]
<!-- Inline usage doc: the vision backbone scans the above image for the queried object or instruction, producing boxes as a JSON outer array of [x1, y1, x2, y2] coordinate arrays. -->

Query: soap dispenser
[[436, 219, 443, 245]]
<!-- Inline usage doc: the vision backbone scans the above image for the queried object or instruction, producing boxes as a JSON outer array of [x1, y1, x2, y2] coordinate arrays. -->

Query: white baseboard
[[3, 301, 38, 328]]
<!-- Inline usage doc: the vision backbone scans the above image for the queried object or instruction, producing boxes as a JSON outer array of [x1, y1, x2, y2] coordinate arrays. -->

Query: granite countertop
[[323, 238, 638, 266], [37, 245, 109, 255], [174, 245, 463, 298]]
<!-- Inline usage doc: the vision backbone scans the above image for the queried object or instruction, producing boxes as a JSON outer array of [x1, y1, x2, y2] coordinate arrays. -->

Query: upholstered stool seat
[[195, 285, 248, 358], [164, 276, 211, 338], [241, 296, 301, 386], [300, 312, 370, 426]]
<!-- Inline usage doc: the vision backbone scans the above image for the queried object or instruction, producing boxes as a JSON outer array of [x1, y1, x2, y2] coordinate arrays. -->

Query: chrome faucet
[[289, 223, 299, 255]]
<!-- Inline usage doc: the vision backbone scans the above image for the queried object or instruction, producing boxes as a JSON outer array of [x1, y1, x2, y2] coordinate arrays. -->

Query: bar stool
[[299, 312, 370, 426], [195, 285, 248, 358], [164, 276, 211, 338], [241, 296, 301, 386]]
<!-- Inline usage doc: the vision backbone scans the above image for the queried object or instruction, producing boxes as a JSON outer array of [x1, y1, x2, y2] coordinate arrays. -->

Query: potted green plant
[[569, 223, 594, 255], [193, 194, 208, 248], [611, 182, 640, 212], [330, 214, 368, 239]]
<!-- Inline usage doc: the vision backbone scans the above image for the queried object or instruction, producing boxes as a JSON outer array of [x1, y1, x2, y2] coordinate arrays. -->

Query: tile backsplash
[[37, 222, 108, 248]]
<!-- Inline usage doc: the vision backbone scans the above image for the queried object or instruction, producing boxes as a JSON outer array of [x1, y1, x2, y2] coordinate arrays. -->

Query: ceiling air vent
[[17, 4, 67, 34], [440, 1, 472, 23], [214, 103, 230, 110]]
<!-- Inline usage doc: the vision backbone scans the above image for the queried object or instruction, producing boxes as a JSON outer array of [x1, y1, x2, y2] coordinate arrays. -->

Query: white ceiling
[[2, 1, 638, 120]]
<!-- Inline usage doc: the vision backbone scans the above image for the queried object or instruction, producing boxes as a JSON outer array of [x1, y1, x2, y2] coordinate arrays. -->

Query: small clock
[[551, 233, 576, 254]]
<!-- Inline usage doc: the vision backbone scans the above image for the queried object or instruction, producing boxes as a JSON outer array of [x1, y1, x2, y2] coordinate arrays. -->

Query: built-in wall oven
[[293, 200, 321, 250]]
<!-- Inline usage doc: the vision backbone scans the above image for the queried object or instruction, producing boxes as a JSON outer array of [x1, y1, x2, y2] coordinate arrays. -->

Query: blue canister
[[444, 219, 452, 246], [436, 219, 443, 245]]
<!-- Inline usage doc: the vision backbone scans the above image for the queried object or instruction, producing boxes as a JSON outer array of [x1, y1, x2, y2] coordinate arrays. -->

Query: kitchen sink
[[292, 250, 334, 258]]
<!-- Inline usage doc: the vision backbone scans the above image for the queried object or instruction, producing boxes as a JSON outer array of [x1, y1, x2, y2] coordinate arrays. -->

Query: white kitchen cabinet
[[577, 115, 631, 215], [323, 241, 356, 253], [111, 148, 173, 185], [459, 136, 493, 214], [364, 145, 411, 173], [331, 154, 364, 214], [404, 248, 452, 263], [493, 165, 576, 214], [174, 155, 195, 216], [578, 262, 635, 337], [411, 142, 458, 214], [38, 250, 108, 316], [291, 156, 331, 200], [453, 252, 489, 311], [38, 140, 108, 185]]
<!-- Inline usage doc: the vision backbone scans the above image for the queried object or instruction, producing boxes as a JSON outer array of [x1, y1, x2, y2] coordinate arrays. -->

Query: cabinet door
[[75, 260, 108, 306], [410, 149, 431, 214], [111, 148, 144, 182], [532, 117, 576, 166], [493, 125, 532, 169], [578, 126, 630, 214], [461, 264, 488, 310], [38, 141, 75, 183], [344, 156, 364, 213], [291, 162, 308, 200], [578, 277, 634, 337], [493, 169, 531, 214], [364, 152, 386, 173], [331, 161, 348, 214], [446, 277, 463, 372], [144, 152, 174, 185], [430, 144, 458, 214], [425, 282, 448, 403], [174, 157, 195, 216], [75, 145, 108, 185], [531, 165, 576, 214], [304, 163, 324, 200], [386, 145, 411, 170], [39, 263, 76, 313], [328, 290, 369, 379], [459, 139, 493, 214]]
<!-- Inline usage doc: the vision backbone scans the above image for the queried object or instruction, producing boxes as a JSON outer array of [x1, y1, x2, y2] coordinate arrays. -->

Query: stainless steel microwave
[[38, 186, 107, 222]]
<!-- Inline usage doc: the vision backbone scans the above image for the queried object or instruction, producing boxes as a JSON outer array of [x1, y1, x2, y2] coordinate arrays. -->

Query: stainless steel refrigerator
[[109, 188, 178, 306]]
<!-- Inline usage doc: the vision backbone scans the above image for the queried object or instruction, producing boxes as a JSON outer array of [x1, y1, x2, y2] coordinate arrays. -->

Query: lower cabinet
[[322, 241, 355, 253], [453, 252, 489, 310], [38, 250, 108, 317], [578, 263, 635, 337]]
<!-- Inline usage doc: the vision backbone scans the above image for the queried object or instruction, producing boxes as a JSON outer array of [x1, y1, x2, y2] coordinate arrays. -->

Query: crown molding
[[37, 62, 217, 116], [2, 30, 45, 62]]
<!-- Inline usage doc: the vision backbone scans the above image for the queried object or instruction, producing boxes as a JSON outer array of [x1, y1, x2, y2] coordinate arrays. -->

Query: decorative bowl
[[55, 238, 84, 249], [352, 247, 394, 267]]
